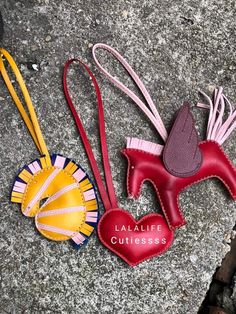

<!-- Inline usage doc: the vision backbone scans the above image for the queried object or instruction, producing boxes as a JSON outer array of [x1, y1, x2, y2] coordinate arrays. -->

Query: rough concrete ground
[[0, 0, 235, 313]]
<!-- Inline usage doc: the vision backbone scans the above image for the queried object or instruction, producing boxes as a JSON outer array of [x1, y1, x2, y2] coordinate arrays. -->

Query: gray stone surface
[[0, 0, 235, 313]]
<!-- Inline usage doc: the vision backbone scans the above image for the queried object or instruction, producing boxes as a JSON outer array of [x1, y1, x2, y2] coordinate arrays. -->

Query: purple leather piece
[[163, 102, 203, 177]]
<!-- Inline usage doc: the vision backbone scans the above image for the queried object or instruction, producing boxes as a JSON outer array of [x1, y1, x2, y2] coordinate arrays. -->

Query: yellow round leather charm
[[11, 154, 98, 245], [0, 49, 98, 248]]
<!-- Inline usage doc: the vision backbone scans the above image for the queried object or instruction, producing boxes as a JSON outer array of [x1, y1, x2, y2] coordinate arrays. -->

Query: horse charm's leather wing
[[163, 102, 202, 177]]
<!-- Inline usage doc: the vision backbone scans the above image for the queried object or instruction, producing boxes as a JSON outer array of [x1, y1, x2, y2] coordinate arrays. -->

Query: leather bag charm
[[92, 43, 236, 231], [63, 59, 174, 266], [0, 49, 98, 247]]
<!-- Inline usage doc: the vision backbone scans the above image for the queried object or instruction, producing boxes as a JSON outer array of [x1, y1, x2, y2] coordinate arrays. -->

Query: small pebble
[[31, 45, 37, 51], [224, 231, 232, 244], [231, 230, 236, 239], [122, 10, 128, 19], [190, 255, 198, 263], [207, 85, 216, 92], [45, 35, 51, 42], [32, 64, 39, 71]]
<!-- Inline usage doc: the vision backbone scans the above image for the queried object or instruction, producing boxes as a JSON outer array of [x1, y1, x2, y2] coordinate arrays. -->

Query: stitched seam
[[135, 171, 236, 227], [123, 149, 186, 229], [124, 141, 236, 176], [137, 178, 186, 230], [179, 175, 236, 199], [123, 148, 161, 157], [21, 165, 88, 241], [122, 150, 185, 230], [163, 143, 203, 177], [37, 174, 86, 241], [163, 104, 202, 177], [201, 140, 236, 177], [164, 162, 202, 177], [21, 166, 56, 213]]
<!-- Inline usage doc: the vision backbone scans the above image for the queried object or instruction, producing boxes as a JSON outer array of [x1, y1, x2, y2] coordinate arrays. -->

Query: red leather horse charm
[[123, 140, 236, 230], [123, 99, 236, 230]]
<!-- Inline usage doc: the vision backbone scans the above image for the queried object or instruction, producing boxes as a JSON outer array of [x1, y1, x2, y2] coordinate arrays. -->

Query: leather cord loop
[[63, 58, 118, 211], [0, 48, 49, 156], [92, 43, 168, 142]]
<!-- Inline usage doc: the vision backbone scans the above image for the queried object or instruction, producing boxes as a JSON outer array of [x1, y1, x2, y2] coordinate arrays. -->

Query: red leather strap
[[63, 59, 118, 211]]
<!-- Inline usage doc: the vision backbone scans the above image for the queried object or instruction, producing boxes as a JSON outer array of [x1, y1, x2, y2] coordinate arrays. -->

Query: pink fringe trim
[[126, 137, 163, 156], [197, 87, 236, 145]]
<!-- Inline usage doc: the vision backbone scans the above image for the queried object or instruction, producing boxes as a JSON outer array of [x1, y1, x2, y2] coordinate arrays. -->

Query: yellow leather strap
[[0, 48, 49, 156]]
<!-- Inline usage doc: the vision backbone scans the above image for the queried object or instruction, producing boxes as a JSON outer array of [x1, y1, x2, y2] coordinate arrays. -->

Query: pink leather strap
[[63, 59, 118, 211], [92, 43, 168, 142]]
